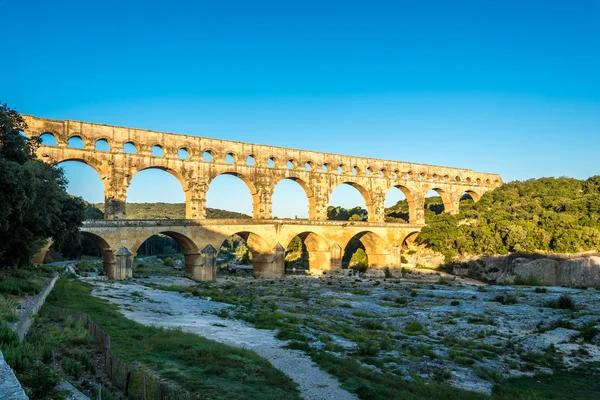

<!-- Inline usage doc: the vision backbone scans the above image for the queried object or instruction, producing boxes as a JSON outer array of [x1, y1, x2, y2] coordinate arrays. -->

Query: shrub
[[394, 297, 407, 305], [61, 356, 84, 378], [558, 294, 576, 310], [356, 341, 380, 357], [535, 287, 548, 293], [450, 300, 460, 306], [163, 257, 175, 267], [579, 322, 600, 342], [404, 321, 425, 334]]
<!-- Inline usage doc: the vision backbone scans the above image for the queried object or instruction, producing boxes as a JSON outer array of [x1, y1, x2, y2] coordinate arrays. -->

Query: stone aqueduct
[[24, 115, 502, 280]]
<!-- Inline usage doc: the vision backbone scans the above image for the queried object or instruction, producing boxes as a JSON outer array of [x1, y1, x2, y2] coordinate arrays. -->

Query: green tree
[[0, 103, 85, 267]]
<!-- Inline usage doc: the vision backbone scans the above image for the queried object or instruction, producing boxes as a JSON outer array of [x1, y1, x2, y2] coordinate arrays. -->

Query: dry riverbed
[[82, 271, 600, 398]]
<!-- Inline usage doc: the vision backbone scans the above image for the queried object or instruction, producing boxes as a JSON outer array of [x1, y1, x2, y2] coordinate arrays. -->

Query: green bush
[[61, 356, 84, 378], [558, 294, 576, 310], [450, 300, 460, 306], [356, 341, 380, 357], [163, 257, 175, 267], [404, 321, 425, 334]]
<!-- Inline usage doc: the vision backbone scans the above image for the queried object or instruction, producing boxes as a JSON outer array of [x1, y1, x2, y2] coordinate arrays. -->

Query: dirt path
[[86, 278, 357, 400]]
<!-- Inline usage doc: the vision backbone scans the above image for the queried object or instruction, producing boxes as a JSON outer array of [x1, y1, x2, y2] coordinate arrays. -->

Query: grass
[[307, 349, 486, 400], [492, 363, 600, 400], [45, 278, 301, 400], [0, 266, 55, 297]]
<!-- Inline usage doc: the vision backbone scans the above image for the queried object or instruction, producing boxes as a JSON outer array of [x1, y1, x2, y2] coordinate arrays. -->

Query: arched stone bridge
[[24, 115, 502, 280]]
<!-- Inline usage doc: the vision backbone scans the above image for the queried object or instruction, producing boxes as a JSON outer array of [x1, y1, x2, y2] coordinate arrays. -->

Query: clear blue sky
[[1, 0, 599, 217]]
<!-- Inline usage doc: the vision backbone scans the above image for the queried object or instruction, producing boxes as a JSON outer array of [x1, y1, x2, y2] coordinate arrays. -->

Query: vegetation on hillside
[[0, 103, 85, 268], [91, 203, 251, 219], [418, 177, 600, 259]]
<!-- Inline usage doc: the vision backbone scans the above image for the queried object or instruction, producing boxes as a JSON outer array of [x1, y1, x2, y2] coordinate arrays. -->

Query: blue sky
[[1, 0, 599, 217]]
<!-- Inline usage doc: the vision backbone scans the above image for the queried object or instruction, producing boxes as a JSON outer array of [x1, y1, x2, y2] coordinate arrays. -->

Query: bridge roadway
[[70, 218, 424, 280]]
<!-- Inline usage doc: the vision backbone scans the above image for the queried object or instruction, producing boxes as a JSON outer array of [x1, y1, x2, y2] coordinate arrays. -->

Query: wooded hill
[[90, 203, 251, 219], [417, 177, 600, 259]]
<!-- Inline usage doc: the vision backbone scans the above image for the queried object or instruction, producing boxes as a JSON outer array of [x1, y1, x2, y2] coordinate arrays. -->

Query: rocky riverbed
[[82, 270, 600, 397]]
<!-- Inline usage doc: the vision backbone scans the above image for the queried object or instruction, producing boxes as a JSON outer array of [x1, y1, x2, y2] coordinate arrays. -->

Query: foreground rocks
[[82, 269, 600, 397]]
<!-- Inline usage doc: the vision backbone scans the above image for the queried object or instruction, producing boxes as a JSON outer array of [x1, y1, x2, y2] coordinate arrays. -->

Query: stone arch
[[272, 176, 316, 219], [208, 172, 259, 218], [178, 148, 190, 159], [221, 231, 281, 278], [225, 151, 237, 164], [328, 181, 374, 221], [402, 231, 420, 249], [134, 230, 202, 280], [385, 185, 417, 223], [95, 138, 111, 151], [67, 135, 85, 149], [123, 141, 137, 154], [135, 230, 199, 255], [464, 190, 482, 202], [54, 157, 105, 178], [80, 231, 119, 278], [202, 150, 214, 162], [151, 144, 164, 157], [132, 166, 189, 192], [425, 187, 453, 214], [287, 159, 298, 169], [283, 231, 331, 274], [343, 231, 389, 268], [39, 132, 59, 146]]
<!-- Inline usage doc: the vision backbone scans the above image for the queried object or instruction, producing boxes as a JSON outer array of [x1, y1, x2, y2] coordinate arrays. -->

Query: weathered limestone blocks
[[23, 115, 501, 223]]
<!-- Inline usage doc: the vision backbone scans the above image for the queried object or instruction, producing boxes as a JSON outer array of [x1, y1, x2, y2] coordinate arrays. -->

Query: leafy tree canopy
[[417, 177, 600, 258], [0, 103, 85, 267]]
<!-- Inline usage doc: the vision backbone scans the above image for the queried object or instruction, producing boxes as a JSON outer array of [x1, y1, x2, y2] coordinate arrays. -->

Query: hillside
[[90, 203, 251, 219], [417, 177, 600, 258]]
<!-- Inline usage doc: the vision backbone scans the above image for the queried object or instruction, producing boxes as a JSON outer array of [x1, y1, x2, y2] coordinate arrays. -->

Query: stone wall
[[15, 275, 59, 341], [0, 351, 28, 400], [452, 253, 600, 288]]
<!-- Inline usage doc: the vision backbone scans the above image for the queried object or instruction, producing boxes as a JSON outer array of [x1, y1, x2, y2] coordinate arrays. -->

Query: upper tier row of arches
[[59, 160, 481, 222], [37, 132, 499, 185]]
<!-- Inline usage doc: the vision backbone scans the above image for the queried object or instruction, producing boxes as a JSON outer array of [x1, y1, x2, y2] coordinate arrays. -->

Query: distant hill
[[90, 203, 251, 219]]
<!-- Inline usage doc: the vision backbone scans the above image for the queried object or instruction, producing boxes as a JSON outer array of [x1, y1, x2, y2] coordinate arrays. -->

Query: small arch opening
[[305, 161, 312, 171], [322, 164, 329, 173], [151, 145, 164, 157], [226, 153, 235, 164], [267, 157, 275, 168], [203, 151, 213, 162], [68, 136, 84, 149], [352, 166, 357, 176], [287, 160, 294, 169], [178, 148, 189, 160], [337, 165, 344, 174], [247, 155, 255, 166], [95, 139, 110, 152], [365, 167, 371, 177], [123, 142, 137, 154]]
